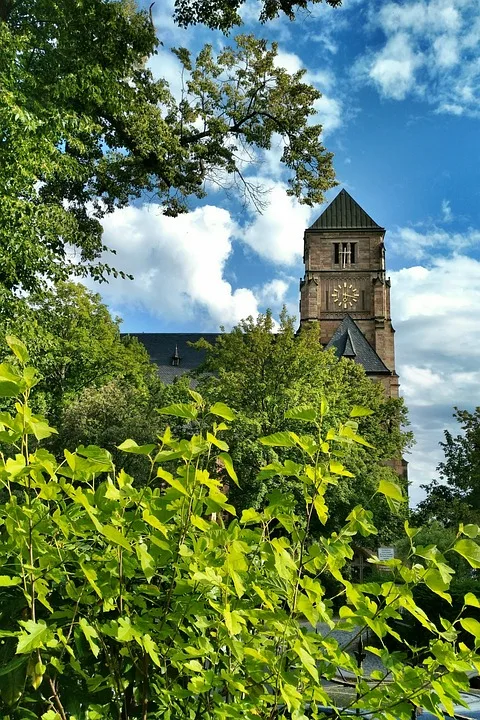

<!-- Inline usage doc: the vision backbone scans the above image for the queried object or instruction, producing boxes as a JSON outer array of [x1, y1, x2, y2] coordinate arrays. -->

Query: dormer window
[[333, 242, 356, 267]]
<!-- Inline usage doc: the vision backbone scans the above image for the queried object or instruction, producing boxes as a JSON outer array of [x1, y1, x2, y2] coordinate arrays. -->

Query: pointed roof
[[309, 189, 383, 231], [326, 316, 390, 374]]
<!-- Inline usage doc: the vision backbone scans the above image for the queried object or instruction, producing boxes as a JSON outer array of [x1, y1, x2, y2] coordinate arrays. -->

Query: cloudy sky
[[91, 0, 480, 506]]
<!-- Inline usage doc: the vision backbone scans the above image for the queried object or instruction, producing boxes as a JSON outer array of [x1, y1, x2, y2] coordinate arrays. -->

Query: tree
[[1, 0, 336, 298], [0, 335, 479, 719], [413, 407, 480, 527], [173, 0, 342, 32], [1, 282, 158, 423], [194, 311, 412, 543]]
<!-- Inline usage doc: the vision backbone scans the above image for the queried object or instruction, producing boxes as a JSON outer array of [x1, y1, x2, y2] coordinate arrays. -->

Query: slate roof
[[309, 189, 384, 231], [125, 333, 219, 384], [127, 325, 389, 383], [325, 316, 390, 374]]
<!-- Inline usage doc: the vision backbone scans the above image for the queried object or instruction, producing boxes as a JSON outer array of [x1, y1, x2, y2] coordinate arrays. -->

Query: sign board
[[377, 546, 395, 561]]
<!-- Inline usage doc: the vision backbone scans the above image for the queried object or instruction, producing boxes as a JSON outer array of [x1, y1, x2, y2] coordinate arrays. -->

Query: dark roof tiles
[[125, 332, 219, 384], [309, 189, 383, 231], [326, 316, 390, 374]]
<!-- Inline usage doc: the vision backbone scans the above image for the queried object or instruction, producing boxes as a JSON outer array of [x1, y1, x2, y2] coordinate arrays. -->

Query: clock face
[[331, 282, 359, 309]]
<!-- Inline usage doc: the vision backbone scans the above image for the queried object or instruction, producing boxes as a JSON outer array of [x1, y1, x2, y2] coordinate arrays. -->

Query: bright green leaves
[[209, 402, 235, 421], [460, 618, 480, 640], [378, 478, 406, 503], [79, 619, 100, 658], [218, 451, 239, 486], [454, 538, 480, 568], [17, 620, 55, 654], [285, 405, 317, 423], [0, 341, 478, 720], [260, 431, 298, 447], [117, 439, 156, 455], [223, 606, 245, 636], [6, 335, 29, 365], [350, 405, 375, 418], [158, 403, 198, 420]]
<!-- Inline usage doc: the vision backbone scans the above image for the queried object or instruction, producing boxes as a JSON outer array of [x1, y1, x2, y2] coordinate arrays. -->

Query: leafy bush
[[0, 337, 479, 720]]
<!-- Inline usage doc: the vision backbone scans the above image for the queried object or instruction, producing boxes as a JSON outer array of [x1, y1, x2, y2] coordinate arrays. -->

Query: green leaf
[[465, 592, 480, 608], [157, 403, 198, 420], [6, 335, 29, 364], [378, 478, 406, 502], [463, 524, 479, 538], [0, 576, 21, 587], [240, 508, 262, 524], [209, 402, 235, 421], [223, 607, 244, 636], [79, 618, 100, 658], [142, 634, 161, 666], [207, 432, 229, 451], [454, 539, 480, 568], [424, 569, 451, 600], [190, 514, 210, 531], [80, 562, 103, 598], [293, 642, 319, 682], [188, 388, 204, 405], [117, 439, 156, 455], [100, 525, 131, 552], [350, 405, 374, 417], [259, 431, 296, 447], [284, 406, 316, 422], [460, 617, 480, 639], [136, 542, 155, 583], [339, 425, 374, 447], [142, 509, 169, 537], [330, 460, 354, 477], [218, 452, 239, 486], [17, 619, 52, 654], [0, 363, 23, 397]]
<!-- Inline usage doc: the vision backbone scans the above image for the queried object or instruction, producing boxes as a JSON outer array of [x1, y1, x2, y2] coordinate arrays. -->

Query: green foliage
[[0, 282, 158, 423], [413, 407, 480, 528], [0, 338, 477, 719], [194, 311, 412, 542], [1, 0, 335, 296], [173, 0, 342, 32]]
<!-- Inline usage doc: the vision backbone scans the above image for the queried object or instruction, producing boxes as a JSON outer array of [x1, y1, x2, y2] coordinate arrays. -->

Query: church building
[[300, 188, 399, 400], [131, 189, 400, 401]]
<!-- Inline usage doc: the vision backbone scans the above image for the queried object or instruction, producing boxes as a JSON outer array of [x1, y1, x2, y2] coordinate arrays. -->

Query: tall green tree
[[1, 282, 158, 422], [195, 311, 412, 543], [1, 0, 336, 297], [413, 407, 480, 527]]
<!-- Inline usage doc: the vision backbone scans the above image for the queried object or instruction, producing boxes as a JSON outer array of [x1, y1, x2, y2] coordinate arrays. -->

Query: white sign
[[377, 546, 395, 561]]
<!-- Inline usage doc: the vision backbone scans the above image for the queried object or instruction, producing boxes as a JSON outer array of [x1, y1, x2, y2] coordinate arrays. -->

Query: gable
[[325, 316, 390, 374]]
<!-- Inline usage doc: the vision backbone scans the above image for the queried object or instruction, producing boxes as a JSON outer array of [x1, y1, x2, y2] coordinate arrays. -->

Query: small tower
[[171, 344, 181, 367], [300, 188, 399, 398]]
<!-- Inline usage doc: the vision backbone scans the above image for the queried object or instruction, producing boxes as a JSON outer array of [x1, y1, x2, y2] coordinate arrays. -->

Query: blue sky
[[90, 0, 480, 506]]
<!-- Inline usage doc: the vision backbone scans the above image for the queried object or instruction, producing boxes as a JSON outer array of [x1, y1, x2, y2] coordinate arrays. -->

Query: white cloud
[[390, 253, 480, 504], [441, 199, 453, 222], [94, 204, 262, 330], [389, 225, 480, 260], [367, 33, 424, 100], [240, 179, 313, 265], [357, 0, 480, 116], [313, 95, 343, 134]]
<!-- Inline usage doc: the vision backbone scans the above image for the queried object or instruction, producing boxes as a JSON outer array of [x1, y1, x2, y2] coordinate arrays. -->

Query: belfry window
[[334, 242, 357, 267]]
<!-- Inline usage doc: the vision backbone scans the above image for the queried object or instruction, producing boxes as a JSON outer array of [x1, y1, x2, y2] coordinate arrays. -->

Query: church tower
[[300, 188, 399, 399]]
